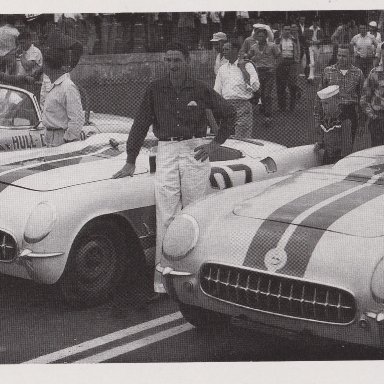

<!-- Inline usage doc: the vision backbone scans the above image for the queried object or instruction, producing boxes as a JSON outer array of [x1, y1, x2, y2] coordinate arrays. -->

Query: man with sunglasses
[[113, 40, 236, 300]]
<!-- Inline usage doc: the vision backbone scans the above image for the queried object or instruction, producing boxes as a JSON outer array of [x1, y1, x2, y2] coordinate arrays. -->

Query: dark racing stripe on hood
[[0, 146, 124, 187], [279, 183, 384, 276], [0, 144, 106, 174], [243, 162, 384, 276]]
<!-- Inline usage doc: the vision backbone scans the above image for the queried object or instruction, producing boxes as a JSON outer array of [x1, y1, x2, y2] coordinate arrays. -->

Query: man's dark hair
[[338, 44, 353, 55], [282, 23, 291, 29], [165, 41, 190, 58], [254, 28, 268, 37], [17, 31, 32, 41], [43, 48, 66, 70], [227, 38, 242, 51]]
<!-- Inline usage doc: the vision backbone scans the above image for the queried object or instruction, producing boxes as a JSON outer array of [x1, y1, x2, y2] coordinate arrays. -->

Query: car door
[[0, 85, 44, 151]]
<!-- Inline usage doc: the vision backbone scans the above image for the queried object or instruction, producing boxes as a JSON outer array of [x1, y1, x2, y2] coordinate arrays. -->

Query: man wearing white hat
[[315, 84, 344, 164], [239, 23, 274, 58], [210, 32, 229, 75]]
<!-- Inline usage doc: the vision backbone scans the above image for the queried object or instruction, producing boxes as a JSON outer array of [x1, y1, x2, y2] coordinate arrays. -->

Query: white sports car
[[158, 145, 384, 349], [0, 123, 320, 305], [0, 84, 133, 151]]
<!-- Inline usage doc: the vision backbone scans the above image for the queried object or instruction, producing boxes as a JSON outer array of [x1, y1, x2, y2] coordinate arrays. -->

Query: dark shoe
[[145, 292, 167, 303]]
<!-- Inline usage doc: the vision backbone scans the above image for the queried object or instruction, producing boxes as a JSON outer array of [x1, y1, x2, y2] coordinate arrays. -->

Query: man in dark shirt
[[113, 40, 236, 299]]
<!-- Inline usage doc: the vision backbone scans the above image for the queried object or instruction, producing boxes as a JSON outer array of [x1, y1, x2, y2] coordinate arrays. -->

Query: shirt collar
[[52, 72, 70, 86], [161, 74, 195, 89]]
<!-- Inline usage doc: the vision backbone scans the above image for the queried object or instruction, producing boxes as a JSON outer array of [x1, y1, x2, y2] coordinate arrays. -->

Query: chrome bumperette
[[199, 263, 356, 325], [0, 230, 18, 262]]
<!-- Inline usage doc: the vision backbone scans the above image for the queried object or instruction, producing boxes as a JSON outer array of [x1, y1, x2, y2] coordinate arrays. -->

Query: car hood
[[0, 133, 150, 191], [233, 162, 384, 238]]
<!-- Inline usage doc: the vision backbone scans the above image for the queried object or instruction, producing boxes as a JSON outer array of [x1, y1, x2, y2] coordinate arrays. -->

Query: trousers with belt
[[226, 99, 253, 138], [45, 128, 66, 147], [154, 138, 211, 292]]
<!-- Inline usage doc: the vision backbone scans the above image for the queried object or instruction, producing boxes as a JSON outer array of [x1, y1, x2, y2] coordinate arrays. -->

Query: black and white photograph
[[1, 0, 384, 382]]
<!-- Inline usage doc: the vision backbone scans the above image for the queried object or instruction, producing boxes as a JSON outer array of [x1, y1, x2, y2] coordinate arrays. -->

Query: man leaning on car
[[41, 31, 84, 147], [113, 40, 236, 301]]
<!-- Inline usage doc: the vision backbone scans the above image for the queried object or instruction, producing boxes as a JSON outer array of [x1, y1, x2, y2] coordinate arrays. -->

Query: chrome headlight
[[162, 214, 199, 260], [371, 257, 384, 302], [24, 202, 56, 244]]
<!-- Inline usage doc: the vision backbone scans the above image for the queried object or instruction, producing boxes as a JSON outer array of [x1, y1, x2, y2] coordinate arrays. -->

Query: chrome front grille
[[0, 231, 17, 262], [200, 263, 356, 324]]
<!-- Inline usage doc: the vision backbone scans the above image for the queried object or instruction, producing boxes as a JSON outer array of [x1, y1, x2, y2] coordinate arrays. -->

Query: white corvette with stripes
[[0, 128, 319, 305], [159, 146, 384, 349]]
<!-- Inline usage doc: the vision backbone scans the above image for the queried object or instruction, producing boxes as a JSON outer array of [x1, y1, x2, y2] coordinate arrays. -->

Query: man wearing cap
[[361, 42, 384, 147], [315, 44, 364, 150], [368, 21, 383, 67], [315, 85, 344, 164], [41, 31, 84, 147], [113, 41, 236, 299], [210, 32, 229, 75], [214, 38, 260, 138]]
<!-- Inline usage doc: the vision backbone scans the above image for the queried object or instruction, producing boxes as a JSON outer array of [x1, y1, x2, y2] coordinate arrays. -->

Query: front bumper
[[157, 263, 384, 349]]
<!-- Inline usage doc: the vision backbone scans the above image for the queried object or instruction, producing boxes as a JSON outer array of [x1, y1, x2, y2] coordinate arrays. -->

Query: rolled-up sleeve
[[245, 62, 260, 92], [126, 86, 154, 164], [63, 84, 84, 142], [206, 86, 236, 144]]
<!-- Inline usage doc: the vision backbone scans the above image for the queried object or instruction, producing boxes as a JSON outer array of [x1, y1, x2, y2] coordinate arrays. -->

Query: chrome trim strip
[[156, 263, 192, 276], [198, 262, 356, 326], [18, 249, 64, 259]]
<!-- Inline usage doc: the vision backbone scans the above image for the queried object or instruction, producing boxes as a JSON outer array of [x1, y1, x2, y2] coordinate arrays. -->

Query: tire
[[57, 220, 138, 307], [179, 303, 230, 329]]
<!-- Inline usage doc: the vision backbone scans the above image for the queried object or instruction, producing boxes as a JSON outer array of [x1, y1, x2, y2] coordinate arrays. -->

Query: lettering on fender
[[210, 164, 253, 189], [11, 134, 39, 150]]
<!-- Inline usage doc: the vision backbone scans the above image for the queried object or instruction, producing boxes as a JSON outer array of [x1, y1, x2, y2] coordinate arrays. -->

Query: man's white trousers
[[154, 138, 211, 292]]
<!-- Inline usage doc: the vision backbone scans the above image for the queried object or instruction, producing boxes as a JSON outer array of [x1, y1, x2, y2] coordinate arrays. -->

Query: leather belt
[[45, 127, 65, 131], [160, 134, 204, 142]]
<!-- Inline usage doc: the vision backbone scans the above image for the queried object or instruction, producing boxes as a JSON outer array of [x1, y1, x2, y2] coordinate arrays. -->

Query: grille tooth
[[201, 263, 356, 325]]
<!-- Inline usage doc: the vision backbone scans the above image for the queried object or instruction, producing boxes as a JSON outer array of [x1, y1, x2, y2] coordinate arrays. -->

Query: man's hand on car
[[113, 162, 136, 178], [194, 140, 220, 162]]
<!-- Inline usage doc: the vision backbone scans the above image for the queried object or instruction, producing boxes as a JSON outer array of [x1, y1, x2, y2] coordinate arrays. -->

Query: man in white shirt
[[0, 15, 19, 74], [214, 38, 260, 138], [350, 23, 377, 77], [15, 31, 43, 77], [210, 32, 228, 75]]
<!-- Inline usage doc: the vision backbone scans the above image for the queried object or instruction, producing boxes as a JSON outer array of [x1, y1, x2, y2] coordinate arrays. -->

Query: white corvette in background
[[0, 85, 321, 306], [158, 146, 384, 349], [0, 84, 133, 151]]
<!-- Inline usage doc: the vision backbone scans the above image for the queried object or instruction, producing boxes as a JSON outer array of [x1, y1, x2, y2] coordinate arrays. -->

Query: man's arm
[[244, 62, 260, 91], [64, 84, 85, 142], [213, 68, 223, 95], [206, 86, 236, 145], [360, 73, 377, 119], [113, 86, 154, 178], [125, 86, 154, 164]]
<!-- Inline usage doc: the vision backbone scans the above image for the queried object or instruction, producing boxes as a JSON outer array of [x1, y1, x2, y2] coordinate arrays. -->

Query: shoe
[[307, 78, 314, 85], [145, 292, 167, 303]]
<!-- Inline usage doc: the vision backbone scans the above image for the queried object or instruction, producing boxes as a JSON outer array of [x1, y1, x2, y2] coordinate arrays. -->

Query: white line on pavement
[[23, 312, 183, 364], [74, 323, 194, 363]]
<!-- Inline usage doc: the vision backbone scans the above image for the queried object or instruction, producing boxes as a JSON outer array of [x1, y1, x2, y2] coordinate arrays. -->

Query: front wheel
[[179, 303, 229, 329], [57, 221, 135, 307]]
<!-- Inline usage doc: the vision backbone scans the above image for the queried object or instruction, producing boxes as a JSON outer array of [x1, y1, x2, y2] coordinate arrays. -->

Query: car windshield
[[0, 88, 38, 129]]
